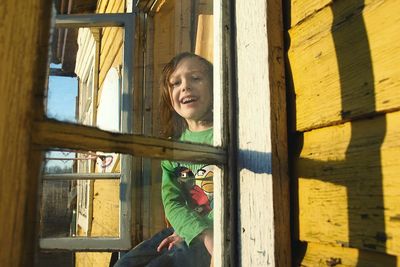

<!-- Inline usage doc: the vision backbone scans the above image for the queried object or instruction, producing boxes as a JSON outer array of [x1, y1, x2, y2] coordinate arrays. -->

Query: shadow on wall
[[285, 0, 397, 265]]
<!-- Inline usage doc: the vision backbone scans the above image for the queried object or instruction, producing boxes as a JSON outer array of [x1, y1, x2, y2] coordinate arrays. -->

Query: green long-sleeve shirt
[[161, 127, 214, 245]]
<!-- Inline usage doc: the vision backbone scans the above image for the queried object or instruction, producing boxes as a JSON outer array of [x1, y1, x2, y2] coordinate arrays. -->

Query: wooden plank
[[289, 0, 331, 27], [288, 0, 400, 131], [236, 0, 275, 264], [195, 14, 213, 63], [296, 111, 400, 256], [105, 0, 123, 13], [99, 27, 123, 90], [213, 0, 231, 266], [0, 0, 51, 266], [96, 0, 109, 13], [75, 252, 112, 267], [100, 26, 117, 55], [235, 0, 290, 266], [91, 180, 120, 237], [267, 0, 292, 264], [32, 120, 226, 164], [97, 1, 124, 91], [296, 242, 400, 266], [104, 0, 117, 13]]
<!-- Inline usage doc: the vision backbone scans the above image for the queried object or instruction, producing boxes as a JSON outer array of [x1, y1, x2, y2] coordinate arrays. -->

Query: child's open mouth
[[181, 96, 197, 104]]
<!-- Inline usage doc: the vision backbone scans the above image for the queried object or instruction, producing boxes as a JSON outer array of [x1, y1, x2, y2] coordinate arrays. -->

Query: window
[[39, 13, 136, 250], [3, 0, 292, 266], [38, 3, 228, 256]]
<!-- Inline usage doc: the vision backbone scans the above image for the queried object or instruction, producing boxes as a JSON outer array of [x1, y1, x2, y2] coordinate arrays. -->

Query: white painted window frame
[[40, 13, 135, 251], [214, 0, 291, 266]]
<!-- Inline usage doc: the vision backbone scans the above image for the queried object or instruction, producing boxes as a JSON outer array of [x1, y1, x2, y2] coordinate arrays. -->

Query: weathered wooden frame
[[233, 0, 291, 266], [213, 0, 232, 266]]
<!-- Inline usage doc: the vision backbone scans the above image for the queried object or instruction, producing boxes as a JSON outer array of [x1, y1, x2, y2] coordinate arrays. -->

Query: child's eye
[[171, 80, 180, 88]]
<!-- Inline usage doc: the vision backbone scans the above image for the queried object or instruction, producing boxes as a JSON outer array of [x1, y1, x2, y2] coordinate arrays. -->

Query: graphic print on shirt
[[173, 164, 215, 215]]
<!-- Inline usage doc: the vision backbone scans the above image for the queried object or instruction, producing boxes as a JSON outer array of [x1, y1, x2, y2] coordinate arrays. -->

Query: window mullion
[[42, 173, 121, 180], [32, 120, 226, 164]]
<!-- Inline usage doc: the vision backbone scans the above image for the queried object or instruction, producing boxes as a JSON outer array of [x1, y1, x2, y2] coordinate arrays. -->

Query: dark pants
[[114, 228, 211, 267]]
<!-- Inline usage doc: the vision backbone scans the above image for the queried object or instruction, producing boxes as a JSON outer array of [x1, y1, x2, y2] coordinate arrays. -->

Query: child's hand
[[157, 232, 183, 252]]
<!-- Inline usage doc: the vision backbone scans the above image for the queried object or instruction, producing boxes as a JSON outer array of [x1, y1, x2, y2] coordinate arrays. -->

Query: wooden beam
[[0, 0, 51, 266], [235, 0, 291, 265], [267, 0, 292, 264], [32, 120, 226, 164]]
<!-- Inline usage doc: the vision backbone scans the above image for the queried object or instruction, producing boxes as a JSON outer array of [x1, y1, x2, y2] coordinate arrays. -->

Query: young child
[[114, 52, 214, 267]]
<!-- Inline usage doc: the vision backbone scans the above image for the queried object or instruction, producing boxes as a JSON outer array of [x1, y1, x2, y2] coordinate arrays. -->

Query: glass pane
[[40, 149, 123, 239], [47, 26, 123, 132]]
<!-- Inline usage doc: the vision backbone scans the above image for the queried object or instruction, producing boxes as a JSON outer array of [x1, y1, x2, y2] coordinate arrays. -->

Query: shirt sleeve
[[161, 161, 212, 245]]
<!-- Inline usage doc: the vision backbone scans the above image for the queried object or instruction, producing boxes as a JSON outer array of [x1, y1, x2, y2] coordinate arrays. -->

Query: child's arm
[[199, 229, 213, 256]]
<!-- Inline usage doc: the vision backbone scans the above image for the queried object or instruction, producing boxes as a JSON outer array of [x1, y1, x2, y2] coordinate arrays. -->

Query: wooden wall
[[0, 0, 51, 266], [287, 0, 400, 265]]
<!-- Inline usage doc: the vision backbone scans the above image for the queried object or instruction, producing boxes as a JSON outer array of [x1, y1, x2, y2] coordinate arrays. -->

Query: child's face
[[169, 57, 212, 126]]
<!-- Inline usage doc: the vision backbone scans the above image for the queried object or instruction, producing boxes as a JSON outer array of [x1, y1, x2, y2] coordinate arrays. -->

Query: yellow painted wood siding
[[287, 0, 400, 264], [91, 180, 120, 237], [297, 111, 400, 255], [98, 0, 124, 93], [75, 252, 114, 267], [288, 0, 400, 131], [297, 242, 400, 267]]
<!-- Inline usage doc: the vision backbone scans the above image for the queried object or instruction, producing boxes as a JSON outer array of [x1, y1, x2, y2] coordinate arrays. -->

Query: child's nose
[[181, 79, 191, 91]]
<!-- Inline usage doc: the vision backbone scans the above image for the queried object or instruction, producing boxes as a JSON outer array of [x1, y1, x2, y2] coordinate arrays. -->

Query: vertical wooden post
[[0, 0, 52, 266], [235, 0, 291, 266]]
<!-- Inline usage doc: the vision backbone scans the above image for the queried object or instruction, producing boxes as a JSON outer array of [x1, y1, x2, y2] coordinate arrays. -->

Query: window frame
[[37, 10, 227, 252], [39, 12, 135, 251]]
